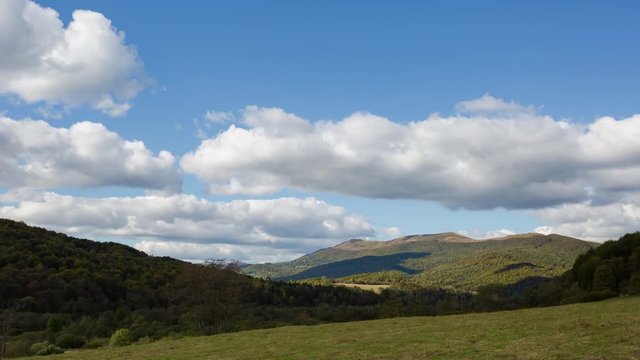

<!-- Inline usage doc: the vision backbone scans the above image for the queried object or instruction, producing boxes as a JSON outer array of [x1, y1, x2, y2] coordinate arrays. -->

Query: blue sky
[[1, 0, 640, 262]]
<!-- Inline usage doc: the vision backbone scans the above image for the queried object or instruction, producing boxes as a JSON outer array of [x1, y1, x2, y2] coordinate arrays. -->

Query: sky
[[1, 0, 640, 263]]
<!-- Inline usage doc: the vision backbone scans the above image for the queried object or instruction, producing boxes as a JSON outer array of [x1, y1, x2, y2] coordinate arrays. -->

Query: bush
[[30, 341, 47, 354], [83, 338, 109, 349], [30, 341, 64, 356], [47, 316, 64, 333], [109, 328, 131, 347], [3, 338, 31, 358], [56, 333, 86, 349]]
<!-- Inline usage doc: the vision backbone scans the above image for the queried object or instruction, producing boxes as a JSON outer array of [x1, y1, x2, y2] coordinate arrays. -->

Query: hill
[[31, 296, 640, 360], [243, 232, 597, 289], [0, 219, 386, 358], [0, 218, 187, 314]]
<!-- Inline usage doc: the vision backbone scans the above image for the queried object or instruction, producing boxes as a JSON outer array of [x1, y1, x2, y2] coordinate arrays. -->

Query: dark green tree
[[171, 260, 249, 335], [629, 273, 640, 295], [592, 265, 616, 293]]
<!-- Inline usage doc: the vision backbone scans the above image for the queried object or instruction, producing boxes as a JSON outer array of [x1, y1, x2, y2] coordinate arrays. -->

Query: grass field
[[334, 283, 390, 293], [33, 296, 640, 360]]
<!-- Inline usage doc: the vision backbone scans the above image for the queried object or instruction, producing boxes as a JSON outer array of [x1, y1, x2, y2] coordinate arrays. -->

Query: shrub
[[30, 341, 64, 356], [83, 338, 109, 349], [47, 316, 64, 333], [29, 341, 46, 354], [109, 328, 131, 347], [3, 338, 31, 358], [56, 333, 86, 349]]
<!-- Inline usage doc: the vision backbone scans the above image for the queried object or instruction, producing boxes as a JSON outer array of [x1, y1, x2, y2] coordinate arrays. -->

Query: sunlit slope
[[244, 233, 596, 289]]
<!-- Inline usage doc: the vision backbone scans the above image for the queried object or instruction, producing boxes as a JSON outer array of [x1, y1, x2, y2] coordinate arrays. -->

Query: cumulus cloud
[[0, 116, 181, 192], [0, 0, 147, 116], [193, 110, 236, 139], [181, 96, 640, 210], [134, 241, 305, 263], [0, 191, 375, 262], [534, 198, 640, 242]]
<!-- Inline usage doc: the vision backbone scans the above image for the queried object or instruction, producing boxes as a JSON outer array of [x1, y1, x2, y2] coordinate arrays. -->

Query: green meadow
[[34, 296, 640, 360]]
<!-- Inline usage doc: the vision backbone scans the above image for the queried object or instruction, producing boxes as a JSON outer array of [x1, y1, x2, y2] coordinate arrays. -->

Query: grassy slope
[[242, 233, 473, 278], [411, 244, 581, 289], [244, 233, 596, 290], [38, 296, 640, 360]]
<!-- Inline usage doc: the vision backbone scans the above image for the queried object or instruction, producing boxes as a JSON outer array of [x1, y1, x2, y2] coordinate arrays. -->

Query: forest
[[1, 218, 639, 358]]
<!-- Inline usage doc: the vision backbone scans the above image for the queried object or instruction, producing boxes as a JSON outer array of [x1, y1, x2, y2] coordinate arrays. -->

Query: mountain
[[242, 232, 598, 289]]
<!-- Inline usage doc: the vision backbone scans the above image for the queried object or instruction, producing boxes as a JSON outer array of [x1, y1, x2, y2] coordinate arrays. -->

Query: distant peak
[[333, 232, 475, 251], [331, 232, 585, 252]]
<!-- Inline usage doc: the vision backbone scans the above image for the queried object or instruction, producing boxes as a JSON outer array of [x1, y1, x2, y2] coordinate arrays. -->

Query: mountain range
[[242, 232, 598, 290]]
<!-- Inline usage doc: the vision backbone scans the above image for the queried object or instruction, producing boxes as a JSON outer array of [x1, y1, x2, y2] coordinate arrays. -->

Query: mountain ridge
[[242, 232, 598, 289], [333, 232, 475, 251]]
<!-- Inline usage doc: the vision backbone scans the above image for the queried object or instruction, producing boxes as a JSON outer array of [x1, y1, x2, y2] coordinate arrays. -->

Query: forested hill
[[243, 232, 597, 289], [0, 218, 186, 315]]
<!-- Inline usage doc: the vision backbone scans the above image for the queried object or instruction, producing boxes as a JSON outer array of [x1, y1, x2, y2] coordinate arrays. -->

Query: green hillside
[[242, 233, 473, 278], [30, 296, 640, 360], [0, 218, 186, 314], [244, 233, 597, 290]]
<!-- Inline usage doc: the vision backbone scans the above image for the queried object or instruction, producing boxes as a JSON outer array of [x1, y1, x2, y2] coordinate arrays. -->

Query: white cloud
[[134, 241, 305, 263], [0, 0, 147, 116], [35, 105, 67, 120], [193, 118, 208, 140], [455, 94, 534, 115], [0, 116, 181, 192], [0, 191, 375, 262], [181, 97, 640, 210], [204, 110, 234, 124], [457, 228, 516, 240], [381, 226, 403, 239], [534, 198, 640, 242]]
